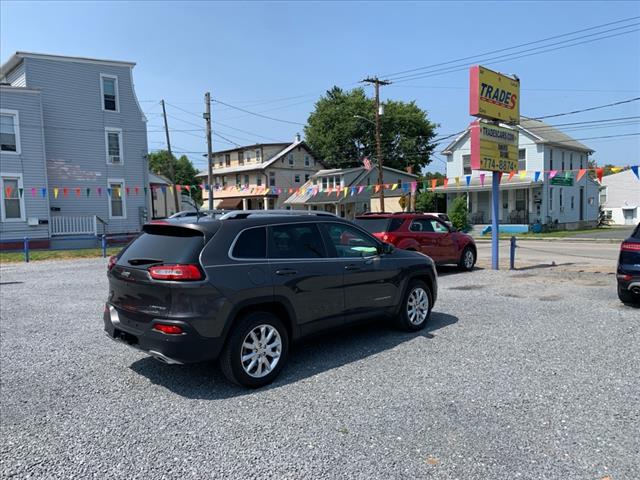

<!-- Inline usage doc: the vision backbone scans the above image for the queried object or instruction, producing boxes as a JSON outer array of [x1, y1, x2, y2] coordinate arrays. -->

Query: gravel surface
[[1, 259, 638, 479]]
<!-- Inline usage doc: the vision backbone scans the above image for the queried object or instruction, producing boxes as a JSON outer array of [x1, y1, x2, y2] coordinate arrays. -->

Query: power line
[[388, 25, 640, 83], [210, 98, 305, 126], [531, 97, 640, 120], [383, 16, 639, 81]]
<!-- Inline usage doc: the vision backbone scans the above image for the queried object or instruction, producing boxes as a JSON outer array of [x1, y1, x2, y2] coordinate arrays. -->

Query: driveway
[[1, 259, 638, 479]]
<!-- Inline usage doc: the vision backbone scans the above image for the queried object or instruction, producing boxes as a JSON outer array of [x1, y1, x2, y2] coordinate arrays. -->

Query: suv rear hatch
[[108, 224, 214, 320], [354, 216, 404, 240]]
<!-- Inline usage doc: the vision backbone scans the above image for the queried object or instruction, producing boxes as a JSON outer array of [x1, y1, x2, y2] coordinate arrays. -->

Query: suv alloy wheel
[[396, 280, 432, 331], [220, 311, 289, 388]]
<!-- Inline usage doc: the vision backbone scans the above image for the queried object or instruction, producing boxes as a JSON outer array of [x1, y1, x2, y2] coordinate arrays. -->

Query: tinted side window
[[232, 227, 267, 258], [268, 223, 326, 259], [632, 223, 640, 240], [430, 220, 449, 233], [322, 223, 379, 258]]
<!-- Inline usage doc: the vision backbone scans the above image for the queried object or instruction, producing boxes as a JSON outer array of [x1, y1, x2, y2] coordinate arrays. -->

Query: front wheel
[[458, 246, 476, 271], [395, 280, 432, 331], [220, 312, 289, 388]]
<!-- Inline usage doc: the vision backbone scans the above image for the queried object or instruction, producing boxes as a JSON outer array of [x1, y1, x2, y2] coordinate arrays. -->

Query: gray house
[[0, 52, 149, 249]]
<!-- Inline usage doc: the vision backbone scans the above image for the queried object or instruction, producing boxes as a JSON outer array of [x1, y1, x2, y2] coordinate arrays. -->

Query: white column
[[242, 198, 248, 210], [335, 203, 340, 215], [263, 198, 269, 210], [307, 205, 312, 211]]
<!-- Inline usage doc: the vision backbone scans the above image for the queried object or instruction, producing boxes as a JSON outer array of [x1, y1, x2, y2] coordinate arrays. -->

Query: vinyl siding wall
[[21, 57, 149, 235], [0, 88, 50, 241], [3, 62, 27, 87]]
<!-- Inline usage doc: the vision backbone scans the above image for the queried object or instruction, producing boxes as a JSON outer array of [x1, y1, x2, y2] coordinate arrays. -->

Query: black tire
[[220, 311, 289, 388], [618, 286, 639, 305], [458, 246, 476, 271], [395, 279, 432, 332]]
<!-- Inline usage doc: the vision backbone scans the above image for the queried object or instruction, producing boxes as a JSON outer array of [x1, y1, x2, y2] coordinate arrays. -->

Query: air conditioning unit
[[110, 155, 121, 164]]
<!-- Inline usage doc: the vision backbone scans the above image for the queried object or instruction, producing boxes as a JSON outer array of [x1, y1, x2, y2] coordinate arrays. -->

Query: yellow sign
[[470, 65, 520, 124], [470, 121, 519, 173]]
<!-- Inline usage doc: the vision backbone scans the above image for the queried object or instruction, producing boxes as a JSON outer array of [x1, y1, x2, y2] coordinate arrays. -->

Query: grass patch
[[0, 247, 121, 263], [474, 227, 614, 240]]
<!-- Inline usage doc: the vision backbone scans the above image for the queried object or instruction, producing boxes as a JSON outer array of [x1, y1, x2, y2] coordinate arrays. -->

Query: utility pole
[[204, 92, 214, 211], [161, 99, 180, 213], [362, 77, 391, 212]]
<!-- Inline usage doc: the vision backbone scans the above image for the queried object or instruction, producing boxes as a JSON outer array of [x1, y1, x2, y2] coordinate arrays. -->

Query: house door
[[623, 208, 637, 225], [579, 187, 584, 221]]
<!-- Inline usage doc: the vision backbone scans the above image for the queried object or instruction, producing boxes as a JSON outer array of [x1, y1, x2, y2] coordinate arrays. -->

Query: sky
[[1, 1, 639, 174]]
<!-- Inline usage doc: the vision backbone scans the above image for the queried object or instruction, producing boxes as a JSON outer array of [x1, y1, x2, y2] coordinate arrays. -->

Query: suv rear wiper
[[127, 258, 163, 266]]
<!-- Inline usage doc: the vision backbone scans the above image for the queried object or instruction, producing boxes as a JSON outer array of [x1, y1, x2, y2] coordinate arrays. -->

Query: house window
[[269, 171, 276, 187], [518, 149, 526, 171], [571, 196, 575, 210], [256, 149, 261, 162], [0, 110, 20, 153], [243, 151, 251, 164], [397, 179, 402, 188], [100, 74, 119, 112], [218, 156, 223, 167], [235, 174, 241, 187], [561, 151, 565, 171], [549, 187, 554, 212], [244, 174, 249, 185], [108, 179, 126, 218], [237, 151, 243, 164], [322, 177, 328, 189], [225, 154, 231, 166], [549, 149, 553, 170], [256, 175, 262, 186], [580, 155, 585, 169], [599, 186, 608, 205], [305, 174, 310, 182], [462, 154, 471, 175], [288, 153, 294, 166], [222, 176, 228, 187], [1, 175, 25, 221], [559, 189, 563, 208], [294, 174, 300, 183], [569, 153, 573, 171], [304, 155, 310, 167], [105, 128, 123, 164]]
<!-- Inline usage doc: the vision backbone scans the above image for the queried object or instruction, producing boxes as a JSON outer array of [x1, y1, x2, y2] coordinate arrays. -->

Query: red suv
[[354, 213, 477, 271]]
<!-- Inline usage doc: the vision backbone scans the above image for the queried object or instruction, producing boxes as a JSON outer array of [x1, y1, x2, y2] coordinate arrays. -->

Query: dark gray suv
[[104, 211, 438, 388]]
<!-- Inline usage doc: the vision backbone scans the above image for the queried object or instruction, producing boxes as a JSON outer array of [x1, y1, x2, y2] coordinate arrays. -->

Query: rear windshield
[[118, 226, 205, 266], [354, 217, 404, 234]]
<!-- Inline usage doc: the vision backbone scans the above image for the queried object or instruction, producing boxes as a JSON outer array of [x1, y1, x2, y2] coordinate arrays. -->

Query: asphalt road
[[1, 259, 638, 479], [476, 239, 621, 272]]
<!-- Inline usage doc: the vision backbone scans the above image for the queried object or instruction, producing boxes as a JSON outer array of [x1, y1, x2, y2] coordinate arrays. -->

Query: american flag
[[363, 157, 372, 171]]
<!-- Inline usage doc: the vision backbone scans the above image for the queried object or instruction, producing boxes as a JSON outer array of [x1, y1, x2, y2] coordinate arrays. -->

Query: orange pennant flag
[[430, 179, 437, 190], [596, 168, 604, 183], [576, 169, 587, 182], [443, 178, 449, 188], [507, 171, 516, 181], [374, 184, 381, 193]]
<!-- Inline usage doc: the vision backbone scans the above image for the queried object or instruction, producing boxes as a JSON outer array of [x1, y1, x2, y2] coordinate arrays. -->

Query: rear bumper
[[103, 304, 224, 364]]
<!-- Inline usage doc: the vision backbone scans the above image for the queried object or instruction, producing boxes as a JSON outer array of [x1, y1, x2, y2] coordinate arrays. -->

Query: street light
[[353, 114, 375, 126]]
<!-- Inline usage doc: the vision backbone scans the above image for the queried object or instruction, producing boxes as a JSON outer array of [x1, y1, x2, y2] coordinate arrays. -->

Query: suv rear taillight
[[148, 264, 203, 281], [382, 233, 396, 243], [152, 324, 184, 335], [621, 242, 640, 252], [107, 255, 117, 271]]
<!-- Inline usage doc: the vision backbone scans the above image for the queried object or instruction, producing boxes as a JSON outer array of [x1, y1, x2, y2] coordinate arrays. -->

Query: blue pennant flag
[[107, 187, 112, 196], [534, 171, 541, 182], [40, 187, 47, 198], [632, 165, 639, 180], [465, 175, 471, 187]]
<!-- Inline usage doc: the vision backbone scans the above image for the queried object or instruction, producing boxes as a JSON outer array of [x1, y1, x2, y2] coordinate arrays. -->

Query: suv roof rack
[[219, 210, 337, 220]]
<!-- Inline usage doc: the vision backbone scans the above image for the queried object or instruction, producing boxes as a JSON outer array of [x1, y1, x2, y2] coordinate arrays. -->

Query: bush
[[448, 195, 470, 231], [415, 190, 437, 213]]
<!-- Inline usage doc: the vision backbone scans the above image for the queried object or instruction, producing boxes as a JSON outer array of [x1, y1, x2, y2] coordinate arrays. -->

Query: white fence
[[50, 216, 97, 236]]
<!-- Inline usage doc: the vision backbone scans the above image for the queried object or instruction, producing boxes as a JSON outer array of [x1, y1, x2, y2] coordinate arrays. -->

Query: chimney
[[295, 133, 301, 143]]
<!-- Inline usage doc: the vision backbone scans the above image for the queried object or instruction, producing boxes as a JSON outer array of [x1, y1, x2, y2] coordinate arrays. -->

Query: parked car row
[[617, 222, 640, 305], [104, 210, 440, 388]]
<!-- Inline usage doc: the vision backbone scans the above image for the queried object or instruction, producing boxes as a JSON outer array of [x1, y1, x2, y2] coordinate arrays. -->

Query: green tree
[[447, 195, 469, 231], [415, 190, 437, 213], [148, 150, 202, 204], [304, 86, 438, 172]]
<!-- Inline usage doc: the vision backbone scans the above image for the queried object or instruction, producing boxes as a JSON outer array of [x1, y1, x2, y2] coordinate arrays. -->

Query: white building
[[438, 117, 601, 229], [601, 169, 640, 225]]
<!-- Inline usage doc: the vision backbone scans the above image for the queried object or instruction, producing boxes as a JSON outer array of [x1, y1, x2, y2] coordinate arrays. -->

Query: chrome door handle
[[275, 269, 298, 276], [345, 264, 361, 271]]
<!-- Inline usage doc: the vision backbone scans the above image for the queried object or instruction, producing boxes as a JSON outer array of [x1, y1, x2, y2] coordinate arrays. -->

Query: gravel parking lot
[[1, 259, 638, 479]]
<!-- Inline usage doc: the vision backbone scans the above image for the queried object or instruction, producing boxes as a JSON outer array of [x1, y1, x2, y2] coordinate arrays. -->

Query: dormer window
[[100, 74, 119, 112]]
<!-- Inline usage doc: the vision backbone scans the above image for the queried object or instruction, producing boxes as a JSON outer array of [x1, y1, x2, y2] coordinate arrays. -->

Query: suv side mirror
[[379, 243, 395, 255]]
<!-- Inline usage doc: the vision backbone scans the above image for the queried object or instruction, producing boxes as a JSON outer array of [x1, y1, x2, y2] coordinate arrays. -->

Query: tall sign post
[[469, 66, 520, 270]]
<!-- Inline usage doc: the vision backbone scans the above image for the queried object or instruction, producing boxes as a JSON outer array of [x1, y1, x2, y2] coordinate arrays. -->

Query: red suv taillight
[[147, 264, 203, 281], [382, 233, 396, 243], [107, 255, 117, 271], [152, 324, 184, 335], [621, 242, 640, 252]]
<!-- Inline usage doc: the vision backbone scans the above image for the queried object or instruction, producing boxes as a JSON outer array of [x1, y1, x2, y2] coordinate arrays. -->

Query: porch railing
[[50, 215, 98, 236]]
